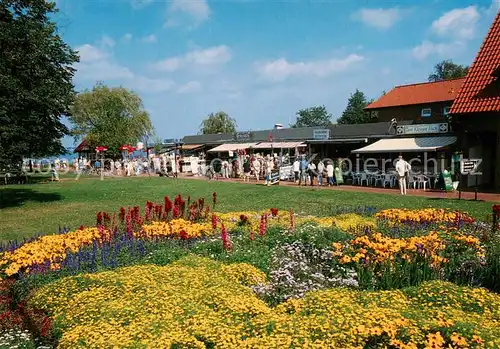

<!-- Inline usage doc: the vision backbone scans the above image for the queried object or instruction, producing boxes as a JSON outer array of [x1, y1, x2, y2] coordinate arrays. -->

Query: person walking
[[317, 160, 325, 186], [252, 157, 261, 181], [395, 155, 411, 195], [326, 161, 334, 186], [307, 161, 316, 186], [299, 156, 307, 186], [293, 158, 300, 183], [243, 157, 251, 182]]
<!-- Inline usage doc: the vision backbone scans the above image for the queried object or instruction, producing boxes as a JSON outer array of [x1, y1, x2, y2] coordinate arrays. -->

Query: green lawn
[[0, 175, 494, 241]]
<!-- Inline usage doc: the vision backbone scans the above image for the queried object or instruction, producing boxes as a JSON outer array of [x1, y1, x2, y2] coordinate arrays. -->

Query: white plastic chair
[[360, 173, 368, 186], [383, 174, 393, 187], [418, 175, 431, 190], [408, 176, 418, 189], [374, 174, 384, 187]]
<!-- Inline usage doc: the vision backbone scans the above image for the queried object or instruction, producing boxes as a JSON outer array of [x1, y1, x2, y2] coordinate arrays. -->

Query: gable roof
[[451, 11, 500, 114], [366, 78, 464, 110]]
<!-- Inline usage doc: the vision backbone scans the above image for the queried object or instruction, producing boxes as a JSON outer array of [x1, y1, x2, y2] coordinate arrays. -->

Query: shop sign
[[313, 129, 330, 140], [235, 132, 252, 141], [396, 123, 448, 135], [460, 159, 482, 175]]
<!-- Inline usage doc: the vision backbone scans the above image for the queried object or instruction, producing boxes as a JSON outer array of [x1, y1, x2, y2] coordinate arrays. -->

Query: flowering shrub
[[0, 329, 38, 349], [0, 203, 371, 278], [28, 257, 500, 348], [333, 230, 486, 290], [252, 238, 357, 305], [376, 208, 475, 225]]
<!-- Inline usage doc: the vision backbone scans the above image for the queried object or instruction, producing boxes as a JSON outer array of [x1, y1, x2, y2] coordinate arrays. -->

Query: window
[[443, 106, 450, 116], [421, 108, 432, 117]]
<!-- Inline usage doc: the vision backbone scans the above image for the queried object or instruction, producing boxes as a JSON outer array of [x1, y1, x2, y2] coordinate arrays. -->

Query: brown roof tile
[[366, 78, 464, 109], [451, 11, 500, 114]]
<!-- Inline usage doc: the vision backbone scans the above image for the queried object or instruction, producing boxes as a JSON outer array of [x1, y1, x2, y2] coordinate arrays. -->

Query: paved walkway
[[180, 174, 500, 202]]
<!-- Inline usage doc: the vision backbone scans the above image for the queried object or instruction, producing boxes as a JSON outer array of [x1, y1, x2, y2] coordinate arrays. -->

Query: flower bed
[[0, 197, 376, 278], [28, 256, 500, 348]]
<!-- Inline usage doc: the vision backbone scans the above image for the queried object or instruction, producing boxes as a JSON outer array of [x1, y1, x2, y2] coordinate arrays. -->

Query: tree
[[0, 0, 78, 170], [428, 60, 469, 82], [68, 84, 153, 157], [200, 111, 237, 134], [290, 105, 332, 128], [337, 90, 377, 124]]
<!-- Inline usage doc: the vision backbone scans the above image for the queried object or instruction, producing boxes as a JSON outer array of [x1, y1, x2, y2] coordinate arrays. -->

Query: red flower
[[96, 212, 103, 225], [212, 192, 217, 208], [119, 207, 126, 223], [173, 205, 180, 219], [249, 230, 254, 241], [259, 214, 266, 236], [221, 223, 232, 251], [79, 225, 85, 230], [270, 208, 278, 217], [493, 204, 500, 216], [164, 196, 173, 216], [240, 214, 249, 223], [289, 209, 295, 232], [212, 214, 218, 230], [179, 229, 189, 240]]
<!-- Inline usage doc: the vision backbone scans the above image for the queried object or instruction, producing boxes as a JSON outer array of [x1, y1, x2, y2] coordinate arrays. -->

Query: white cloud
[[352, 8, 404, 30], [142, 34, 157, 43], [152, 45, 231, 72], [130, 0, 154, 9], [411, 40, 466, 60], [99, 35, 115, 48], [431, 6, 480, 40], [122, 33, 133, 42], [185, 46, 231, 65], [135, 76, 175, 93], [177, 81, 201, 94], [165, 0, 210, 28], [255, 54, 364, 82], [76, 44, 109, 63], [74, 43, 174, 94]]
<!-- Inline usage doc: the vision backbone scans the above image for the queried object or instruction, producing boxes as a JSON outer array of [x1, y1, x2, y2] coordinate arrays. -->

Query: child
[[51, 164, 59, 181]]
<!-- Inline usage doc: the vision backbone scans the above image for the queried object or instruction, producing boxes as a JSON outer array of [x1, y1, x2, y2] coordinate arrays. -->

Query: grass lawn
[[0, 175, 494, 241]]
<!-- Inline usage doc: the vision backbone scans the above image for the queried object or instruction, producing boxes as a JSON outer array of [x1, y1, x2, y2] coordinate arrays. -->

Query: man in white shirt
[[293, 159, 300, 183], [395, 155, 411, 195]]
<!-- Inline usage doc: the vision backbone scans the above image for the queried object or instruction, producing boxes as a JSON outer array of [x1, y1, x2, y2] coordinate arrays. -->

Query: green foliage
[[428, 60, 469, 82], [0, 0, 78, 170], [199, 111, 237, 134], [68, 84, 153, 155], [337, 89, 377, 124], [290, 105, 332, 128]]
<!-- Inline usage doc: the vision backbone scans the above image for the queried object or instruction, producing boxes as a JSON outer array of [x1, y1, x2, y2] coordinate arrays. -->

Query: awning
[[181, 144, 204, 151], [208, 143, 258, 152], [251, 142, 306, 149], [307, 138, 368, 144], [352, 136, 457, 153]]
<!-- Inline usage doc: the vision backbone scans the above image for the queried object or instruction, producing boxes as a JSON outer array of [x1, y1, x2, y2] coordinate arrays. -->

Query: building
[[450, 11, 500, 190], [365, 78, 464, 124]]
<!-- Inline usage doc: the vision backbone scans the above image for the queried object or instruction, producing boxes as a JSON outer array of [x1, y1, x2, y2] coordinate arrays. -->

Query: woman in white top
[[252, 158, 261, 181], [317, 161, 325, 186], [307, 162, 316, 186], [326, 161, 334, 186]]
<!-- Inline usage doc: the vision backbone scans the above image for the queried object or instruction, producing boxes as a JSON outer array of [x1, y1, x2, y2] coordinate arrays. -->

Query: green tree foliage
[[428, 60, 469, 82], [200, 111, 237, 134], [337, 90, 377, 124], [69, 84, 153, 156], [0, 0, 78, 170], [290, 105, 332, 128]]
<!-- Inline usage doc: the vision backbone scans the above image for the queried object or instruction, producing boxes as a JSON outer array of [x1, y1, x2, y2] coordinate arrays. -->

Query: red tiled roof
[[366, 78, 465, 109], [74, 140, 89, 153], [451, 11, 500, 114]]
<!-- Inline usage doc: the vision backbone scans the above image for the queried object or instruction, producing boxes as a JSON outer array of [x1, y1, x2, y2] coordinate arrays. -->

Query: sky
[[54, 0, 500, 147]]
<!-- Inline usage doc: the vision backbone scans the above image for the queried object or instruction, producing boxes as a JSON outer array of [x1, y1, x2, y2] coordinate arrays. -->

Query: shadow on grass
[[0, 188, 62, 209]]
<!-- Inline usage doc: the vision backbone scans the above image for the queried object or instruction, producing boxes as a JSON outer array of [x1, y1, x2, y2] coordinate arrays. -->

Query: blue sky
[[54, 0, 500, 147]]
